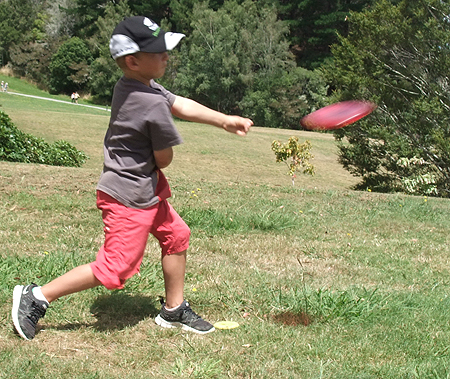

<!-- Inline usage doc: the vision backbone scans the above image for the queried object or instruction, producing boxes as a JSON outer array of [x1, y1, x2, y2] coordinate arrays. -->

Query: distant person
[[12, 15, 253, 340], [3, 82, 7, 92], [1, 81, 4, 92], [71, 92, 76, 103], [74, 92, 80, 104]]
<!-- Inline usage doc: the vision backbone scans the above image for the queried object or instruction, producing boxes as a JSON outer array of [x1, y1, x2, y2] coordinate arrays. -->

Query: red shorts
[[90, 189, 190, 290]]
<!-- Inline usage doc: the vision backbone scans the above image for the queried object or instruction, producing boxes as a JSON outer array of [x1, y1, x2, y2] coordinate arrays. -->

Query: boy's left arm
[[171, 96, 253, 136]]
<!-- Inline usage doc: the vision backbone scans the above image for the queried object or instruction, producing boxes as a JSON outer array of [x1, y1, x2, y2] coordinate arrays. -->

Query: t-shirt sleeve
[[145, 95, 183, 152], [150, 80, 176, 106]]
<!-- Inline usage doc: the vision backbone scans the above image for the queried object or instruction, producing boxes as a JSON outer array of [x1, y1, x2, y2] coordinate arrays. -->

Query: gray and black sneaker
[[155, 300, 215, 334], [12, 284, 48, 340]]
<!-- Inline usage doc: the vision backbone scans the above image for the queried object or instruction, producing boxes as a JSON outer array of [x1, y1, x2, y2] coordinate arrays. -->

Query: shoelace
[[181, 307, 201, 323], [28, 301, 46, 324]]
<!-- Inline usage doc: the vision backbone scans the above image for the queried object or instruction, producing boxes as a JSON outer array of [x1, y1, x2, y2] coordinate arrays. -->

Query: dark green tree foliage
[[0, 111, 87, 167], [68, 0, 109, 38], [69, 0, 172, 39], [48, 37, 93, 94], [88, 1, 132, 103], [0, 0, 42, 63], [324, 0, 450, 197], [173, 0, 327, 128], [9, 42, 54, 89], [269, 0, 378, 68], [168, 0, 227, 32], [131, 0, 171, 23], [174, 1, 266, 112], [239, 66, 327, 130]]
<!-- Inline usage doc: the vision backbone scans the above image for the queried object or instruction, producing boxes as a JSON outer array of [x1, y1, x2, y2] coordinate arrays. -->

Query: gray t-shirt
[[97, 77, 183, 209]]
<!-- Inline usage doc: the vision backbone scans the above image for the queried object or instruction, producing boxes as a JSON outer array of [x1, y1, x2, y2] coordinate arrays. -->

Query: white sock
[[32, 286, 49, 304], [164, 303, 182, 312]]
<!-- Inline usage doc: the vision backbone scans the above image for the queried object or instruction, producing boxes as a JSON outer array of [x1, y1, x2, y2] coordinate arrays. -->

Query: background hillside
[[2, 0, 450, 197]]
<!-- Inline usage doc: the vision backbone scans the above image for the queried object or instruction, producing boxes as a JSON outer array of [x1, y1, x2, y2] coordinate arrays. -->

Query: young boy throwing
[[12, 16, 253, 340]]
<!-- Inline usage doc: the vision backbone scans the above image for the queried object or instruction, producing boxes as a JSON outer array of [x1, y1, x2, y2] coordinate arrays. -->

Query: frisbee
[[213, 321, 240, 330], [300, 100, 377, 131]]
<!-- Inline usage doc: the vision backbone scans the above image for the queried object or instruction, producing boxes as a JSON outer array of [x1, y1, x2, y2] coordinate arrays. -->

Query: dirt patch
[[272, 311, 312, 326]]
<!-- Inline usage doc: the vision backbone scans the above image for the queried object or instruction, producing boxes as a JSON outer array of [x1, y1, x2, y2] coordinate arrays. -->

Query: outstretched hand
[[222, 115, 253, 136]]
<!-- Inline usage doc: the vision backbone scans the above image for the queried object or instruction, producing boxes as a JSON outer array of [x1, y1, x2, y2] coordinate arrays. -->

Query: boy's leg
[[153, 201, 214, 334], [161, 250, 186, 309], [41, 264, 102, 303], [155, 263, 215, 334]]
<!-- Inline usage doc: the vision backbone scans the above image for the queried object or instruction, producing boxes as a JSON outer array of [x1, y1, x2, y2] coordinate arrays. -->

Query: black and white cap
[[110, 16, 185, 60]]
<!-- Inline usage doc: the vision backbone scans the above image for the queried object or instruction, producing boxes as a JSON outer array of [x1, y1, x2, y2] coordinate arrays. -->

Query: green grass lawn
[[0, 76, 449, 378]]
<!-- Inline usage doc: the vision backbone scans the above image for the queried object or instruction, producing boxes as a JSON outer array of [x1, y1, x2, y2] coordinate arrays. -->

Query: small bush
[[0, 110, 87, 167]]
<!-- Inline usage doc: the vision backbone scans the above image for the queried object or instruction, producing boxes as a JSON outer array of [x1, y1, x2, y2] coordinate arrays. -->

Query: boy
[[12, 16, 253, 340]]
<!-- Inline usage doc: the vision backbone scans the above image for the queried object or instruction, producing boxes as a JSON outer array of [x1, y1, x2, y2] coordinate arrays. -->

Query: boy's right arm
[[171, 96, 253, 136], [154, 147, 173, 169]]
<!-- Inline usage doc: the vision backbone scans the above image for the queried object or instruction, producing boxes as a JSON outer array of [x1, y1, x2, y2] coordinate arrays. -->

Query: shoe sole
[[12, 285, 31, 340], [155, 314, 215, 335]]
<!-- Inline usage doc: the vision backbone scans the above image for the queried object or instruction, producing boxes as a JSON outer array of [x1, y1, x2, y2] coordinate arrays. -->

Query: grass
[[1, 76, 450, 378]]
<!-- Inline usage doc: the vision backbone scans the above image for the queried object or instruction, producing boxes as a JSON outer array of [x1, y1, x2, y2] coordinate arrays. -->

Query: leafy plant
[[396, 156, 438, 195], [0, 110, 87, 167], [271, 136, 315, 186]]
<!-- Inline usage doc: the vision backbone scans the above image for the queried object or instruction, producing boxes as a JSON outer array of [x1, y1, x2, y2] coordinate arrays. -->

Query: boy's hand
[[222, 116, 253, 136]]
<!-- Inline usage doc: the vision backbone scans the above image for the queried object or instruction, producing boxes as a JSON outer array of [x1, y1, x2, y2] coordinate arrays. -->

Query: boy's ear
[[124, 55, 140, 71]]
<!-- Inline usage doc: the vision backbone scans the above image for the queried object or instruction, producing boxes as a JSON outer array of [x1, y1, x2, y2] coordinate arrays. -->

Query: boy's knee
[[90, 251, 141, 290], [161, 223, 190, 256]]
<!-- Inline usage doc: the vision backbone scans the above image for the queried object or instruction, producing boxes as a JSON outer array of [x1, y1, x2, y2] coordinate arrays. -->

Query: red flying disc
[[300, 100, 377, 131]]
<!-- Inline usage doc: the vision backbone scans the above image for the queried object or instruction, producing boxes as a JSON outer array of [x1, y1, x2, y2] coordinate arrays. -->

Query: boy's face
[[124, 51, 169, 84]]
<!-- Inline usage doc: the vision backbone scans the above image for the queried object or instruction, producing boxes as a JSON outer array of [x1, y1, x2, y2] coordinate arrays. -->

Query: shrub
[[271, 136, 315, 186], [48, 37, 93, 94], [0, 110, 87, 167]]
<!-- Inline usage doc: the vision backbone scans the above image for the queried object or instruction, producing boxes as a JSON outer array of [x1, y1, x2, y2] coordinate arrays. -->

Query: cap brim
[[164, 33, 185, 51]]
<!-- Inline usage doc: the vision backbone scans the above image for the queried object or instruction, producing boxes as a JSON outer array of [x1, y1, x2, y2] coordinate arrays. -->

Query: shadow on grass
[[90, 292, 160, 331], [46, 292, 160, 334]]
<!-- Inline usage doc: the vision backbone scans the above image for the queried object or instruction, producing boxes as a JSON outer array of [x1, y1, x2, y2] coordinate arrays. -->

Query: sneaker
[[155, 300, 215, 334], [12, 284, 48, 340]]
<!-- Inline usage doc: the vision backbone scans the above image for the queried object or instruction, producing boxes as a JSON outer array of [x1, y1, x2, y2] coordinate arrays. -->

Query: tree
[[0, 0, 42, 64], [9, 42, 54, 89], [239, 66, 327, 130], [324, 0, 450, 197], [88, 0, 132, 103], [173, 0, 327, 128], [261, 0, 380, 69], [271, 136, 315, 186], [68, 0, 172, 39], [67, 0, 109, 38], [45, 0, 77, 38], [48, 37, 93, 94], [168, 0, 227, 32]]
